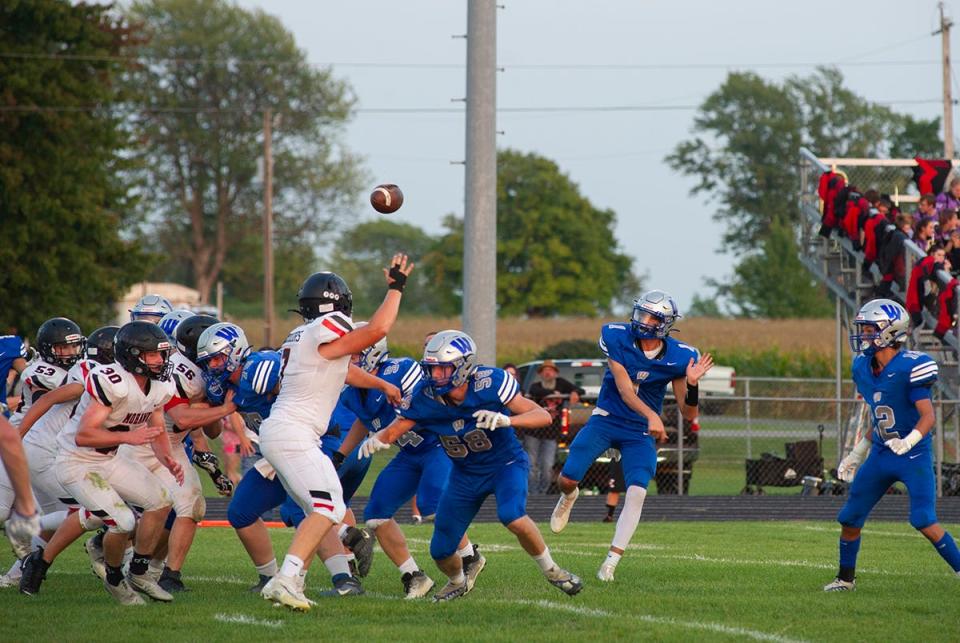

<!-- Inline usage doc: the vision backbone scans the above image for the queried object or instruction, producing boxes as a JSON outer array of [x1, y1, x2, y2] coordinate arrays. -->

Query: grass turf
[[3, 520, 958, 642]]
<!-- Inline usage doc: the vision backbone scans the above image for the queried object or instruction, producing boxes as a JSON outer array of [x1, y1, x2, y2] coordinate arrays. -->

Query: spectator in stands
[[502, 362, 520, 381], [936, 177, 960, 214], [938, 209, 959, 245], [895, 212, 913, 237], [877, 198, 893, 222], [914, 217, 937, 253], [917, 193, 937, 220], [947, 229, 960, 275], [524, 360, 584, 494]]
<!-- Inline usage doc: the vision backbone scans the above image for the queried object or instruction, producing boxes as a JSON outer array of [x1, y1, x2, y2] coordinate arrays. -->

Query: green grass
[[5, 520, 958, 641]]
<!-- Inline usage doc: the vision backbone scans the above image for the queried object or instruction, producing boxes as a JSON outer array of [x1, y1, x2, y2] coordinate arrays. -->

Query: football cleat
[[550, 488, 579, 533], [319, 575, 364, 597], [411, 514, 423, 525], [597, 563, 616, 582], [128, 573, 174, 602], [461, 545, 487, 592], [262, 574, 312, 611], [248, 574, 271, 593], [84, 535, 107, 581], [432, 578, 468, 602], [342, 526, 375, 578], [158, 568, 189, 593], [823, 577, 856, 592], [104, 578, 146, 606], [18, 549, 48, 596], [545, 566, 584, 596], [401, 570, 434, 599]]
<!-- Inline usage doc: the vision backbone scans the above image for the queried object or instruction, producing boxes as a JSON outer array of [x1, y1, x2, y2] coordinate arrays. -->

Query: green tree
[[667, 67, 941, 316], [0, 1, 148, 333], [127, 0, 365, 302]]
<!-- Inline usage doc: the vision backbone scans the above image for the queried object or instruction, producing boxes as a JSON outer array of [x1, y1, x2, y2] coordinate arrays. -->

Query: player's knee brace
[[365, 518, 388, 532]]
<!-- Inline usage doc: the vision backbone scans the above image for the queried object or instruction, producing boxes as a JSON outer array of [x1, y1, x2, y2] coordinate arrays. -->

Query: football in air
[[370, 183, 404, 214]]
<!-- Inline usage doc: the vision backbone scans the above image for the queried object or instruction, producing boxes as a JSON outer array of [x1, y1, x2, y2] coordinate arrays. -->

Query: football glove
[[192, 450, 233, 496], [331, 450, 346, 471], [6, 508, 41, 558], [837, 437, 871, 482], [359, 436, 390, 459], [885, 429, 923, 456], [472, 410, 511, 430]]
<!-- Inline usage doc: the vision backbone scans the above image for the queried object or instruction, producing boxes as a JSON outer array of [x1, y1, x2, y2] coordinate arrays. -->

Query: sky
[[235, 0, 953, 312]]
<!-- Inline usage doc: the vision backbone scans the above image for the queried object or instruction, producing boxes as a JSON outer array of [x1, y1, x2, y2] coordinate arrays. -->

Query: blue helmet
[[353, 322, 389, 372], [158, 310, 196, 340], [849, 299, 909, 355], [420, 330, 478, 395], [631, 290, 681, 339], [129, 294, 174, 323]]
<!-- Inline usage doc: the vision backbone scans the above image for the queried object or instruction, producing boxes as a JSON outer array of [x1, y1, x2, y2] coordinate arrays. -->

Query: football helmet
[[295, 272, 353, 320], [631, 290, 681, 339], [129, 294, 174, 323], [174, 314, 220, 363], [196, 322, 251, 382], [421, 330, 478, 395], [849, 299, 908, 355], [114, 321, 173, 381], [36, 317, 85, 369], [353, 322, 389, 372], [86, 326, 120, 365], [158, 310, 195, 339]]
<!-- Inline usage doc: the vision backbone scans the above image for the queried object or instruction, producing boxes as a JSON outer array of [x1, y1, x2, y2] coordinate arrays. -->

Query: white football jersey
[[166, 351, 205, 439], [58, 361, 174, 461], [9, 359, 70, 427], [22, 358, 94, 451], [264, 312, 353, 437]]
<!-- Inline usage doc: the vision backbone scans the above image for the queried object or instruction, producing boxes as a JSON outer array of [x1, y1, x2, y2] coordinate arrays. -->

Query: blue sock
[[838, 537, 861, 581], [933, 532, 960, 572], [332, 573, 350, 585]]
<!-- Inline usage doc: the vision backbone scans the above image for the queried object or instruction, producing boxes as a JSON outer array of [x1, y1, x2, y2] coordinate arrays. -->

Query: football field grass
[[3, 520, 958, 642]]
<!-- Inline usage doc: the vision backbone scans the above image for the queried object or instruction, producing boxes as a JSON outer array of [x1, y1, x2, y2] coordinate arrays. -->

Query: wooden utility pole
[[263, 109, 274, 346], [937, 2, 955, 158]]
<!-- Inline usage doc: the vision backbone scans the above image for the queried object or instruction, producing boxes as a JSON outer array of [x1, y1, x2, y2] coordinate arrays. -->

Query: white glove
[[837, 438, 871, 482], [472, 410, 511, 430], [359, 436, 390, 459], [6, 508, 41, 558], [885, 429, 923, 456]]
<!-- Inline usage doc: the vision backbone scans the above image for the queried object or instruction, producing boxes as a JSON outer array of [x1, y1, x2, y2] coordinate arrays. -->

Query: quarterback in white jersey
[[260, 254, 413, 611], [20, 322, 182, 605]]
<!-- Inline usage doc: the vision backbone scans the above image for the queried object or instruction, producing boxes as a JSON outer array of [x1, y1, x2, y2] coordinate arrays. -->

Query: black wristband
[[387, 265, 407, 292], [684, 382, 699, 407], [331, 450, 346, 469]]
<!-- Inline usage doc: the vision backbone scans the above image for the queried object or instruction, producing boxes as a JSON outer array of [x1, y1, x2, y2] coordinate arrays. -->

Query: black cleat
[[158, 568, 189, 593], [341, 526, 375, 578], [248, 574, 271, 593], [319, 575, 364, 596], [19, 549, 49, 596]]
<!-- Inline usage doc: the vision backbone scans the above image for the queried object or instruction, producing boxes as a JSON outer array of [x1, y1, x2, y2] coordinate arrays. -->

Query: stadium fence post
[[745, 378, 752, 459]]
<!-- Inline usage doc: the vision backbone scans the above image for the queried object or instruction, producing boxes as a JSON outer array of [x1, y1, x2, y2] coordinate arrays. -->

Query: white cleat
[[84, 536, 107, 581], [823, 577, 855, 592], [0, 572, 19, 588], [128, 572, 174, 602], [550, 488, 579, 533], [104, 578, 146, 605], [262, 574, 312, 612], [597, 563, 616, 582], [402, 570, 435, 599]]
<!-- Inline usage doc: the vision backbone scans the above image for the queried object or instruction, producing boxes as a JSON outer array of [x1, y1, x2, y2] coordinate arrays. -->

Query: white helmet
[[158, 309, 195, 340], [353, 322, 389, 372], [421, 330, 478, 395], [631, 290, 681, 339], [196, 322, 251, 380], [849, 299, 909, 355], [130, 294, 174, 323]]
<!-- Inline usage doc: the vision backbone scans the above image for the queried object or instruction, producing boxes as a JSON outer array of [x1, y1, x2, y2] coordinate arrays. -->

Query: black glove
[[331, 450, 346, 471], [387, 263, 408, 292], [192, 450, 220, 474]]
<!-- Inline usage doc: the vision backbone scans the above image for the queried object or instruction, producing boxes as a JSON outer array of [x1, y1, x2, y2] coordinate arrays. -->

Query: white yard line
[[213, 613, 284, 629]]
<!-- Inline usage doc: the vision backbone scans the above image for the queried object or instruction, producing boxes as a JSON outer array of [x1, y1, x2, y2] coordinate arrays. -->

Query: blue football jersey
[[0, 335, 26, 400], [340, 357, 436, 454], [206, 351, 281, 433], [397, 366, 522, 473], [852, 350, 938, 449], [595, 324, 698, 424]]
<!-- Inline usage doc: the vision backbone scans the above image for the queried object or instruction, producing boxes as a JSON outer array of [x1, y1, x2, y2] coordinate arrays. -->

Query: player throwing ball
[[550, 290, 712, 582], [824, 299, 960, 590]]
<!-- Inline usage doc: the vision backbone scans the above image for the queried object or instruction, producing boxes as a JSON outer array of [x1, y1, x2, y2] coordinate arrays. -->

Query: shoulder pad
[[85, 364, 129, 407], [311, 313, 355, 344], [245, 352, 281, 395]]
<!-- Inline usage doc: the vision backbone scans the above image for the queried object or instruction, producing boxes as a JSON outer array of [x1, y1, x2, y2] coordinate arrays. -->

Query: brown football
[[370, 183, 404, 214]]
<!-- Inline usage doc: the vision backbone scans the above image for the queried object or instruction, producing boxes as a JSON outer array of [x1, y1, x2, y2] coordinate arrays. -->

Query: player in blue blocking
[[549, 290, 713, 582], [360, 330, 583, 602], [337, 330, 481, 599], [0, 331, 28, 417], [198, 322, 392, 595], [825, 299, 960, 591]]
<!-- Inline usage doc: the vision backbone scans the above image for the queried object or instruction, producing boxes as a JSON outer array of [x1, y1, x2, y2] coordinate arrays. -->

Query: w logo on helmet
[[880, 304, 903, 321], [159, 319, 179, 335], [216, 325, 241, 342], [450, 336, 472, 354]]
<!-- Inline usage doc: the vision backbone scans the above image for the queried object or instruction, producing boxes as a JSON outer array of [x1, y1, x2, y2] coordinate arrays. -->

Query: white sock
[[346, 552, 356, 562], [39, 511, 66, 532], [148, 558, 165, 574], [450, 570, 466, 585], [256, 559, 278, 577], [279, 554, 304, 578], [564, 488, 578, 499], [603, 551, 622, 568], [398, 557, 419, 575], [323, 553, 350, 578], [337, 524, 349, 539], [457, 543, 473, 558], [611, 486, 647, 551], [533, 547, 557, 574], [30, 534, 48, 550]]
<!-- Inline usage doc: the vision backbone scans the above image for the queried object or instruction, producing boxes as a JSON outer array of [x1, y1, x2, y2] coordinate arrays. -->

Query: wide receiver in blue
[[824, 298, 960, 591], [550, 290, 713, 582], [360, 330, 583, 601]]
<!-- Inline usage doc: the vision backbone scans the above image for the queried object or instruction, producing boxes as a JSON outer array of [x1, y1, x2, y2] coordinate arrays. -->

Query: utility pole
[[937, 2, 955, 158], [263, 108, 274, 347], [463, 0, 497, 364]]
